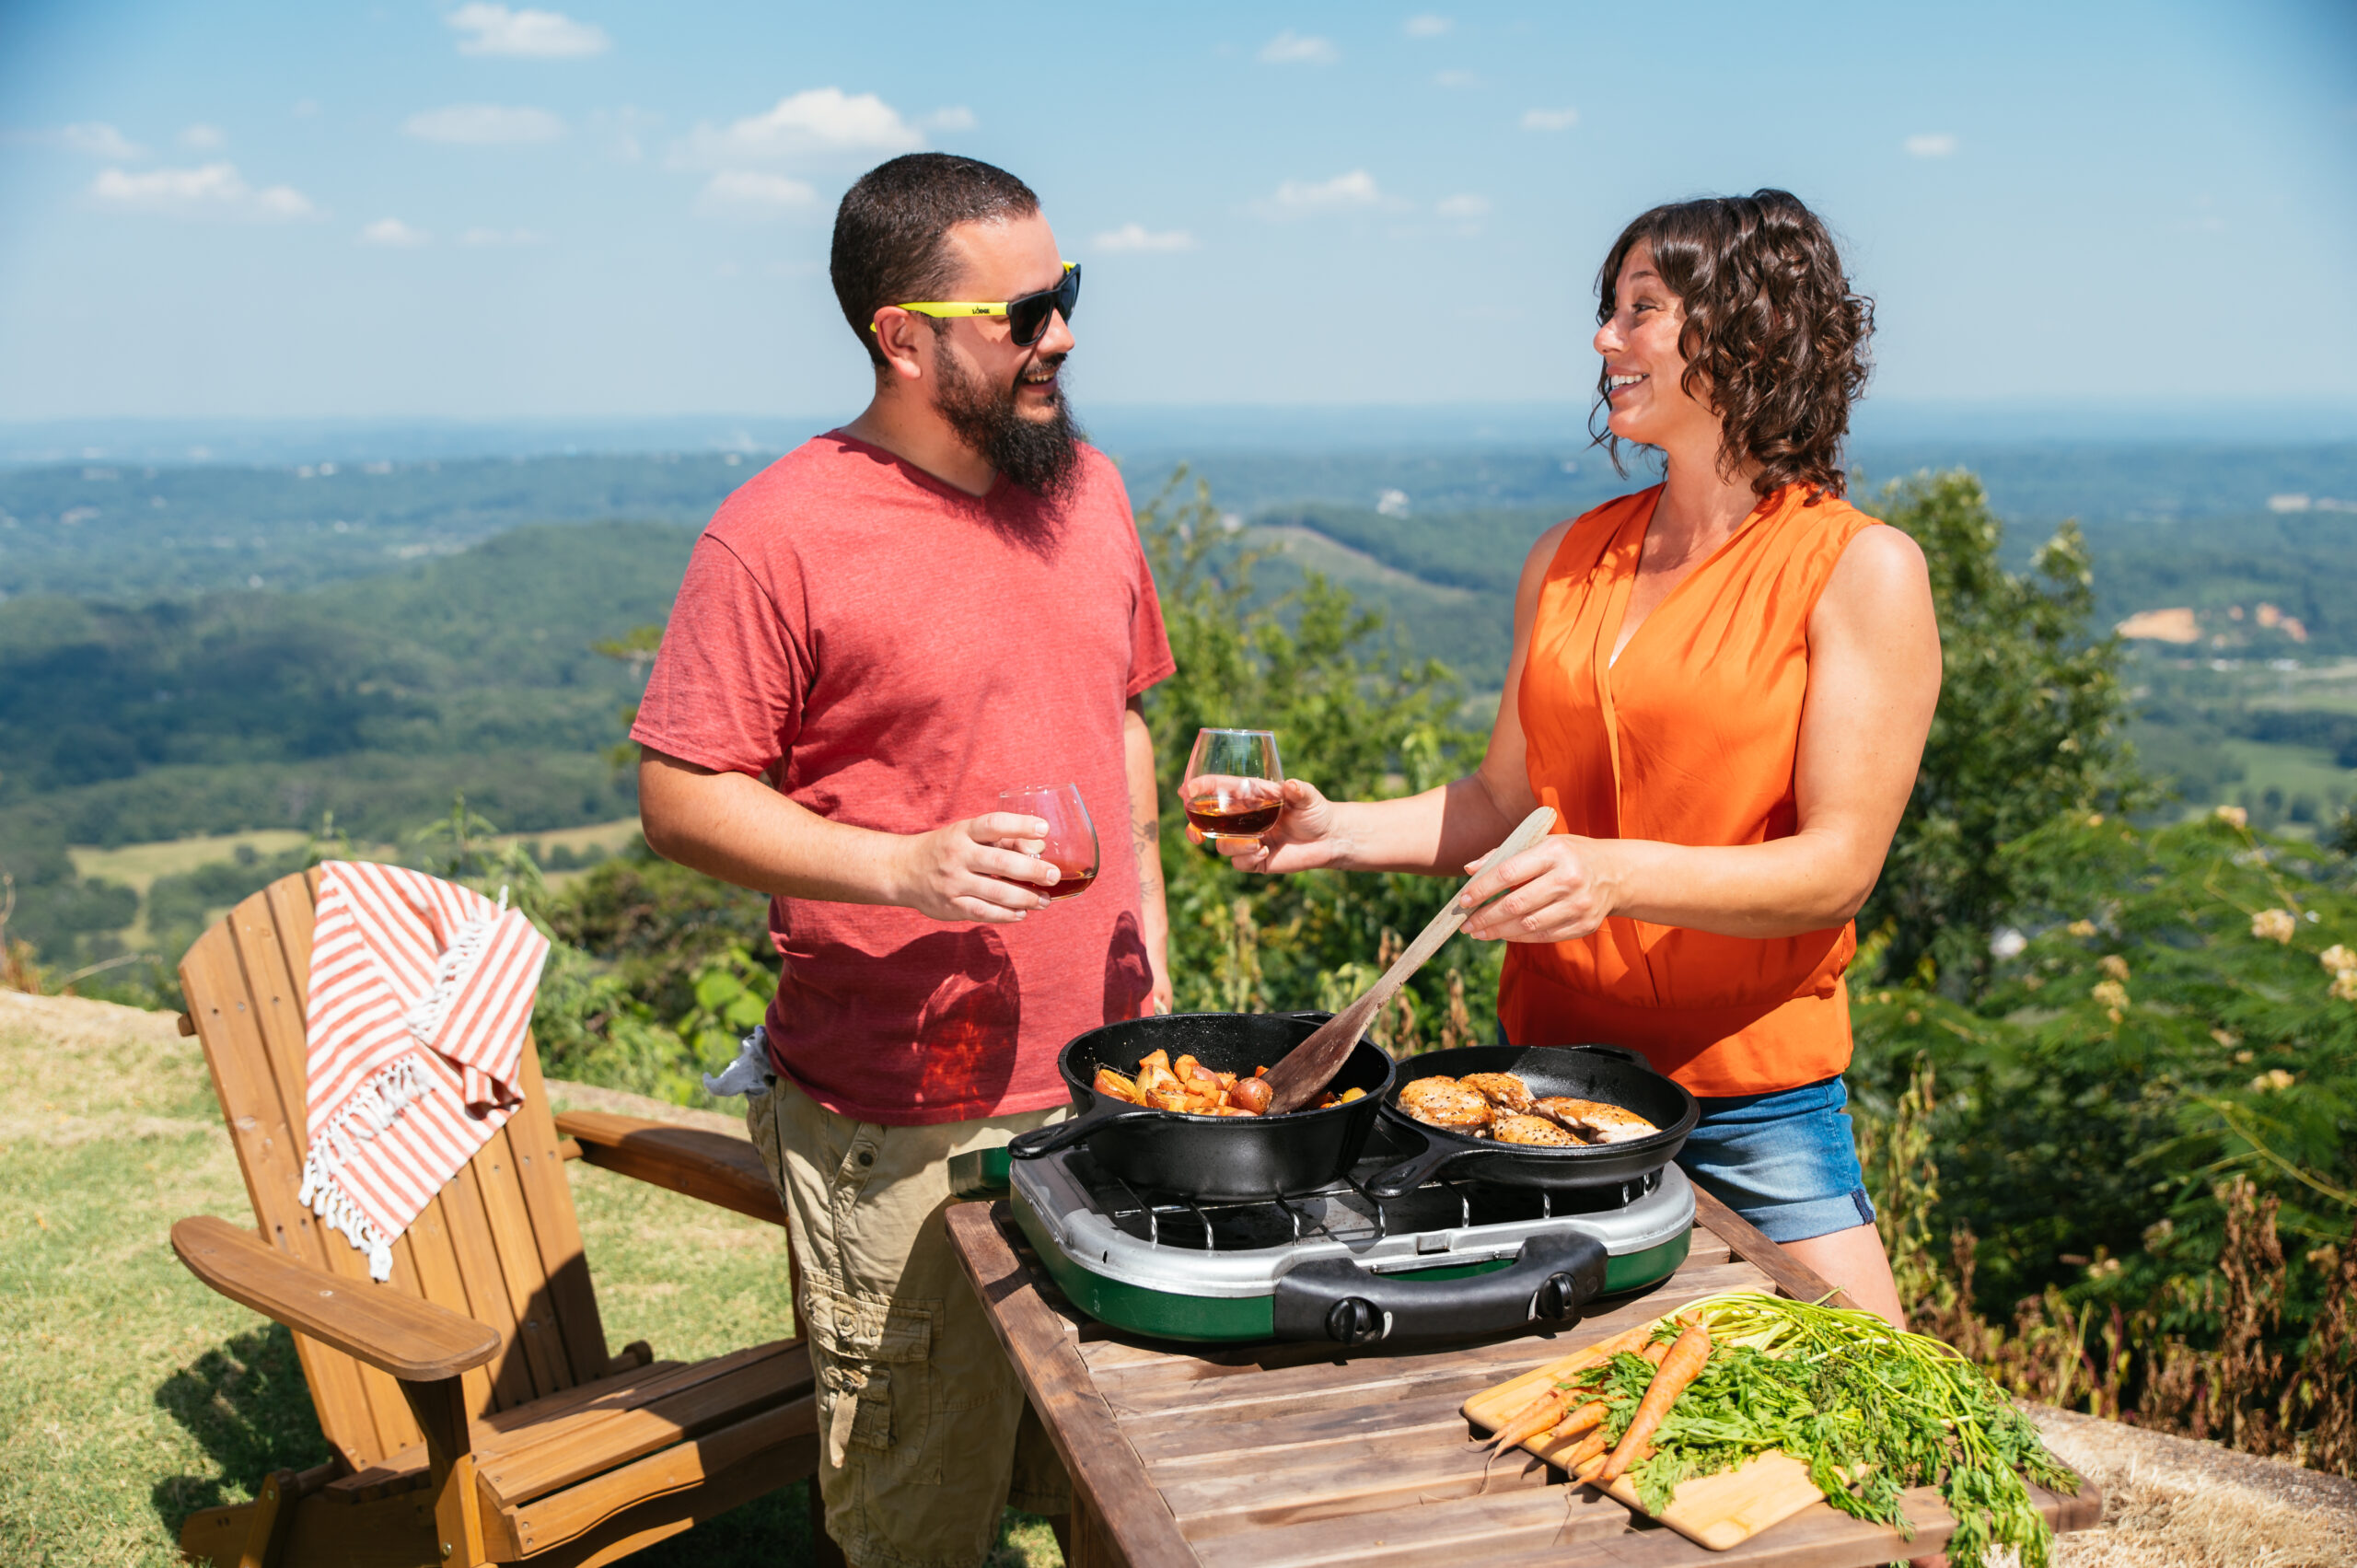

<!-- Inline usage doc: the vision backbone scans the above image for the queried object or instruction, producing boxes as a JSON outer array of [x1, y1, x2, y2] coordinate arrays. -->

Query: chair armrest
[[553, 1111, 786, 1227], [171, 1215, 502, 1380]]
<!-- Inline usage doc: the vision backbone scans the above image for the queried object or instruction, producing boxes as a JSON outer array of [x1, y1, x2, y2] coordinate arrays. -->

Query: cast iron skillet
[[1006, 1013, 1394, 1202], [1364, 1043, 1699, 1198]]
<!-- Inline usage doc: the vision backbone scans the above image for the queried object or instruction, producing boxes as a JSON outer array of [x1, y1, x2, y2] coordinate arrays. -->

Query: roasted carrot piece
[[1597, 1319, 1711, 1482], [1225, 1076, 1273, 1115], [1171, 1053, 1203, 1083], [1092, 1067, 1143, 1103]]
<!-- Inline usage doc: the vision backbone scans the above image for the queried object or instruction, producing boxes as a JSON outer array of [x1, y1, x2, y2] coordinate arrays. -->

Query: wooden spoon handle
[[1359, 806, 1558, 1014]]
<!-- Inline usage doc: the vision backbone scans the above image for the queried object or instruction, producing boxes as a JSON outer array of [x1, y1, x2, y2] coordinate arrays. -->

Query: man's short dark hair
[[831, 154, 1039, 367]]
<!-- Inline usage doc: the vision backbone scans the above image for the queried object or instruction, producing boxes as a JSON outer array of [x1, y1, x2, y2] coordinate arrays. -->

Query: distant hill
[[10, 440, 2354, 606], [0, 519, 691, 841]]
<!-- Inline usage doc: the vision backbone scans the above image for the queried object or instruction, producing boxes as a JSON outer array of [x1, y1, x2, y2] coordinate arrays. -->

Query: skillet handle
[[1006, 1104, 1162, 1161], [1575, 1044, 1648, 1066], [1362, 1132, 1462, 1201], [1271, 1231, 1608, 1346]]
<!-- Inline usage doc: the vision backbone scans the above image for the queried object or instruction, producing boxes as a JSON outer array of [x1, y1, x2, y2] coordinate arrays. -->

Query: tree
[[1860, 470, 2153, 993], [1136, 470, 1496, 1047]]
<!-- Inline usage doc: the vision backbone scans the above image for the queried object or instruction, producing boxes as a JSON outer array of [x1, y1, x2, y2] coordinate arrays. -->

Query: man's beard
[[931, 339, 1085, 503]]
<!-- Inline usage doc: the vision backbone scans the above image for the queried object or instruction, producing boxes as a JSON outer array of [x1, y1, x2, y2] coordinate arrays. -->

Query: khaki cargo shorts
[[747, 1072, 1073, 1568]]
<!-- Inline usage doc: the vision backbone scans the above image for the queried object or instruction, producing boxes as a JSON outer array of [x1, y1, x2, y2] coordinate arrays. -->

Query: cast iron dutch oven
[[1005, 1012, 1395, 1202], [1364, 1043, 1700, 1198]]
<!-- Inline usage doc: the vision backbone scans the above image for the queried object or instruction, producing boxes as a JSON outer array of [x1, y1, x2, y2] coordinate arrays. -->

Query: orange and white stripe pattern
[[300, 861, 550, 1280]]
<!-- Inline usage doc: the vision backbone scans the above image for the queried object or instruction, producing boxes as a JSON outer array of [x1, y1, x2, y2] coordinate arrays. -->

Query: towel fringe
[[297, 1053, 433, 1282], [404, 885, 508, 1049]]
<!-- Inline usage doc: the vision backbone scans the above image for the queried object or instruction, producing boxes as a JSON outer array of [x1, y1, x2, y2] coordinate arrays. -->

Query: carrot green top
[[1503, 482, 1883, 1098]]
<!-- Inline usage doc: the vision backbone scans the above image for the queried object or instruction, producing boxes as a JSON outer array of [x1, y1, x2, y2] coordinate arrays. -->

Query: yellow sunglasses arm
[[865, 263, 1075, 330]]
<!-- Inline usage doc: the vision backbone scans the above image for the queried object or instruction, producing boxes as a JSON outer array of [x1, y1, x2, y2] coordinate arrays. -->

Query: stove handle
[[1006, 1105, 1164, 1161], [1270, 1230, 1609, 1347]]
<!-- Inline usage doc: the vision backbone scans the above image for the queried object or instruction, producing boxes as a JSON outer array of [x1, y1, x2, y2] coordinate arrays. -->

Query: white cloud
[[1259, 30, 1338, 64], [1520, 107, 1579, 131], [403, 104, 566, 145], [179, 123, 226, 150], [88, 162, 314, 220], [696, 169, 818, 217], [359, 216, 430, 247], [1904, 132, 1959, 157], [924, 106, 977, 133], [459, 226, 549, 246], [446, 4, 610, 58], [1262, 169, 1385, 216], [1435, 68, 1478, 88], [8, 122, 145, 158], [680, 87, 923, 165], [1404, 14, 1450, 36], [1094, 223, 1197, 253], [1437, 193, 1490, 219]]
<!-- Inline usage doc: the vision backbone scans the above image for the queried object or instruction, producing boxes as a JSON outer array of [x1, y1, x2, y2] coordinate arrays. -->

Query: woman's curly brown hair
[[1592, 190, 1874, 500]]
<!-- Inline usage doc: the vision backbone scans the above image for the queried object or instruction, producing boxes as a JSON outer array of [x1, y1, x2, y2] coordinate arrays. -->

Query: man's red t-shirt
[[631, 433, 1175, 1126]]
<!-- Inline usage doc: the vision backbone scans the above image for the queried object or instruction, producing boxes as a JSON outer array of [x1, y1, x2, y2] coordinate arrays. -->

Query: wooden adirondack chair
[[167, 868, 819, 1568]]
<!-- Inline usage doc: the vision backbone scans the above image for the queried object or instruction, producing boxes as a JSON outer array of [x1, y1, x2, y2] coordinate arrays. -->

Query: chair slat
[[180, 908, 394, 1469], [510, 1046, 610, 1387], [402, 1188, 503, 1420], [439, 1161, 540, 1410], [470, 1125, 575, 1403], [223, 886, 428, 1462]]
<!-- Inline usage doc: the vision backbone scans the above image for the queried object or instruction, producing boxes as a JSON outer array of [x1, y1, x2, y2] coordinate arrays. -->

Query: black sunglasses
[[878, 261, 1082, 348]]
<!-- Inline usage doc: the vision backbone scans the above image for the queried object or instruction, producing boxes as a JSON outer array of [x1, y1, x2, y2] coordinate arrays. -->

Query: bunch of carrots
[[1473, 1292, 2081, 1567], [1480, 1316, 1713, 1486], [1092, 1049, 1361, 1118]]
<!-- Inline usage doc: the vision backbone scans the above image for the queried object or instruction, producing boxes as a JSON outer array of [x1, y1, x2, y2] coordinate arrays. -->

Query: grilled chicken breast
[[1490, 1112, 1585, 1146], [1398, 1076, 1492, 1134], [1457, 1072, 1538, 1115], [1533, 1097, 1658, 1144]]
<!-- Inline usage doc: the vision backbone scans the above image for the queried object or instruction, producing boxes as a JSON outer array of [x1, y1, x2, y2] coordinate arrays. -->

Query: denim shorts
[[1676, 1075, 1876, 1244]]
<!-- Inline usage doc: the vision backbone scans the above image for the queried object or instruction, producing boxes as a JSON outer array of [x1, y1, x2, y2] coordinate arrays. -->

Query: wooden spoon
[[1261, 807, 1559, 1114]]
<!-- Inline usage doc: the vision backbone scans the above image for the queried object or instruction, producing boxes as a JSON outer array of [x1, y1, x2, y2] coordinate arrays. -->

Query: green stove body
[[1004, 1124, 1694, 1346]]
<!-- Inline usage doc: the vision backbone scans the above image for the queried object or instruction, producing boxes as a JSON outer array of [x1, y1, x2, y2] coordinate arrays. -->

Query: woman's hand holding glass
[[1211, 778, 1346, 873]]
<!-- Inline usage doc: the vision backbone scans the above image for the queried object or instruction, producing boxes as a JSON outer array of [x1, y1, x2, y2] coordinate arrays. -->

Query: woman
[[1228, 191, 1940, 1326]]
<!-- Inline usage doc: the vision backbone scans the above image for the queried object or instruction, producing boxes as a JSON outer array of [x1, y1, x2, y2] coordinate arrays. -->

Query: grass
[[0, 991, 1061, 1567], [60, 819, 644, 957], [66, 833, 312, 950], [67, 832, 313, 893]]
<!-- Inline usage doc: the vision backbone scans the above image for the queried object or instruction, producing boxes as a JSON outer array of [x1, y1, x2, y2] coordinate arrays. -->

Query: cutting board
[[1464, 1352, 1830, 1551]]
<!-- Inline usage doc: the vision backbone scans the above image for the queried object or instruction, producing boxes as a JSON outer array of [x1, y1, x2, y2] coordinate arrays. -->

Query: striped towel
[[299, 861, 551, 1281]]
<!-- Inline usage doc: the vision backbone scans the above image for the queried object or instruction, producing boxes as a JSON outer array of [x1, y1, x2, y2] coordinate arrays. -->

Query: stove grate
[[1068, 1148, 1660, 1253]]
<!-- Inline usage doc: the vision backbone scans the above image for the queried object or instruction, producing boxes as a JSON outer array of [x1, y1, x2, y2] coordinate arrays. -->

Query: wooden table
[[946, 1187, 2099, 1568]]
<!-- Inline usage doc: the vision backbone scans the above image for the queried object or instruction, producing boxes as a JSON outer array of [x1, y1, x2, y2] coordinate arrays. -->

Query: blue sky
[[1, 0, 2351, 423]]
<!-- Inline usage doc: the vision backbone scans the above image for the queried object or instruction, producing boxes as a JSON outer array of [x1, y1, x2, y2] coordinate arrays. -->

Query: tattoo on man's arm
[[1132, 816, 1162, 889]]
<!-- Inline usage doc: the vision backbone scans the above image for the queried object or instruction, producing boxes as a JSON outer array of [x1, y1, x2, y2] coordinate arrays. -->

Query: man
[[630, 153, 1174, 1568]]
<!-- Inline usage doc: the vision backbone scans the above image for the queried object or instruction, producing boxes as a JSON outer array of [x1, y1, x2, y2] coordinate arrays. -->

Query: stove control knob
[[1534, 1272, 1583, 1322], [1326, 1297, 1385, 1345]]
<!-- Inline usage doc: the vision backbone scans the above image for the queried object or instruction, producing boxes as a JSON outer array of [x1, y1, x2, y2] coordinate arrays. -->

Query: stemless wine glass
[[995, 784, 1100, 902], [1181, 728, 1285, 850]]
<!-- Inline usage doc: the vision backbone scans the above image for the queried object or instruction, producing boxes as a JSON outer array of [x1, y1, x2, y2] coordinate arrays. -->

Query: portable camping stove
[[1005, 1120, 1695, 1345]]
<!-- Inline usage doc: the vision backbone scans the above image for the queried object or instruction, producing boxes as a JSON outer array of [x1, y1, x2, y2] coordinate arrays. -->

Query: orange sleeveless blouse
[[1500, 482, 1881, 1098]]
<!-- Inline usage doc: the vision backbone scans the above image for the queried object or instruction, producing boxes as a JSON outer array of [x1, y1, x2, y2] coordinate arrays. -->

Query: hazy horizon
[[7, 395, 2357, 470]]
